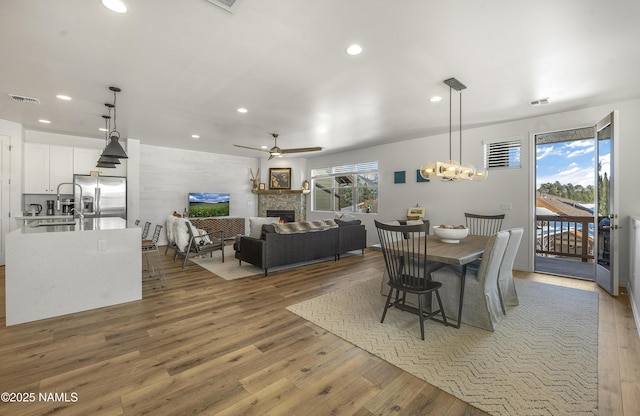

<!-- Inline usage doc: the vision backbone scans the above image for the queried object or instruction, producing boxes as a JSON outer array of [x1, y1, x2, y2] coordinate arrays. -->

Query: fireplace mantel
[[252, 189, 308, 195]]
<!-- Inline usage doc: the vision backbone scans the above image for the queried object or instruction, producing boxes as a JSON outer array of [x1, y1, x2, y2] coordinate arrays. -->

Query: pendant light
[[420, 78, 487, 181], [101, 86, 128, 159], [96, 105, 120, 168]]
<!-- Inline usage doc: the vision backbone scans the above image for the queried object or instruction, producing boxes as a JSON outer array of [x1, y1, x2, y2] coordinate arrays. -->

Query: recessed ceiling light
[[430, 96, 442, 102], [237, 107, 248, 113], [345, 44, 363, 56], [260, 145, 268, 149], [99, 127, 108, 132], [191, 134, 200, 139], [56, 94, 72, 101], [101, 0, 128, 13], [38, 119, 51, 124]]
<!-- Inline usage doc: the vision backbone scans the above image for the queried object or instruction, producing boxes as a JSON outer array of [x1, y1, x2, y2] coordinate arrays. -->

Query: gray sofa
[[234, 219, 366, 276]]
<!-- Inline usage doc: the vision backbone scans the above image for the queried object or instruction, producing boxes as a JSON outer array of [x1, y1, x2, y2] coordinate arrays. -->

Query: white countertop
[[15, 214, 75, 220], [14, 217, 129, 234]]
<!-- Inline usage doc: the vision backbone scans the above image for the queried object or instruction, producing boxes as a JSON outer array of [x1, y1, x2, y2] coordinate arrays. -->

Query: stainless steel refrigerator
[[74, 175, 127, 219]]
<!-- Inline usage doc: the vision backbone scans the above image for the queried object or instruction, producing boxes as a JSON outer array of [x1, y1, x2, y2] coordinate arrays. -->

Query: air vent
[[529, 97, 550, 106], [8, 94, 41, 105], [205, 0, 242, 12]]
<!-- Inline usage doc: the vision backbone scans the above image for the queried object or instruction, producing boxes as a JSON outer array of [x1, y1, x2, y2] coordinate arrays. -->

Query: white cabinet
[[23, 143, 74, 193], [73, 148, 127, 176]]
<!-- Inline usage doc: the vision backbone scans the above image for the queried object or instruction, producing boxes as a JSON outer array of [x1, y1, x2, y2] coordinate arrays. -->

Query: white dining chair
[[497, 227, 524, 313], [431, 230, 509, 331]]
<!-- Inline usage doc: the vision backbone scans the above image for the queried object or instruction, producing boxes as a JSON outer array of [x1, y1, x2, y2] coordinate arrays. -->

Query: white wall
[[258, 157, 308, 190], [139, 144, 259, 245], [307, 98, 640, 302]]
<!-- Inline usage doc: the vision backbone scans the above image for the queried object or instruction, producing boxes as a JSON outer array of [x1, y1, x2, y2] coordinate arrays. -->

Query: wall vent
[[529, 97, 550, 106], [8, 94, 41, 105], [205, 0, 242, 13]]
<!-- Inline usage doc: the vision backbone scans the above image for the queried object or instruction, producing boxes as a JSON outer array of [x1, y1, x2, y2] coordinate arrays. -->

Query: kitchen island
[[5, 217, 141, 326]]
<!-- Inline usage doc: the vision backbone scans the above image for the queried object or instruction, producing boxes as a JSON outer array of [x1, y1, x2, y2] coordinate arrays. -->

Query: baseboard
[[628, 285, 640, 339]]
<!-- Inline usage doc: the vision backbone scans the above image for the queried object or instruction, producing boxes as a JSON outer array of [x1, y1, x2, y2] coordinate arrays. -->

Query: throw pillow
[[335, 219, 362, 227], [335, 213, 358, 222], [405, 220, 425, 225], [249, 217, 280, 239]]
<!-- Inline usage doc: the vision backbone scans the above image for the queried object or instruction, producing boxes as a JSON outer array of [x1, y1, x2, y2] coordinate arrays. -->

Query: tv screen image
[[188, 193, 230, 217]]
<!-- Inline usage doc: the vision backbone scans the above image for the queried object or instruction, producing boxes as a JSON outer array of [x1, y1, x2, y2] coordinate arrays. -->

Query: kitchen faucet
[[56, 183, 84, 221]]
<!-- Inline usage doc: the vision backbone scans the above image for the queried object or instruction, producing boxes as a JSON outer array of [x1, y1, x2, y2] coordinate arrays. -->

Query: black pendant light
[[96, 112, 118, 168], [101, 86, 128, 159]]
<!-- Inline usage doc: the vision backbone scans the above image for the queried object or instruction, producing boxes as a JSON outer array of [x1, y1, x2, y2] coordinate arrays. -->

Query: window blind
[[485, 139, 521, 169]]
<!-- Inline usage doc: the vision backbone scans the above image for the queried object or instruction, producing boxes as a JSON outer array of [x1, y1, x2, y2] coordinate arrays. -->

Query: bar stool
[[142, 224, 166, 289]]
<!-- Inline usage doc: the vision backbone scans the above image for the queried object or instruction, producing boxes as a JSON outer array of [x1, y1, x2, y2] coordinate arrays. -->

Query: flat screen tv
[[188, 193, 230, 217]]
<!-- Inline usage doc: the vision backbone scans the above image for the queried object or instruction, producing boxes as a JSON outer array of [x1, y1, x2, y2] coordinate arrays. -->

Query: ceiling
[[2, 0, 640, 159]]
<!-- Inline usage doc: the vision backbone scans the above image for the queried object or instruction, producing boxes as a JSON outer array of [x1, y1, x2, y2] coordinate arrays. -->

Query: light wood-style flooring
[[0, 247, 638, 415]]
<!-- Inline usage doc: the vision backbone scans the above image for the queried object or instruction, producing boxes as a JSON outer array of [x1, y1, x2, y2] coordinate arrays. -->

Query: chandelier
[[420, 78, 487, 181]]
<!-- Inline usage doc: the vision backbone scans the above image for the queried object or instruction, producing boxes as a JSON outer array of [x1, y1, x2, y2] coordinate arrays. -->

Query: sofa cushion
[[335, 219, 361, 227], [261, 223, 277, 239], [249, 217, 280, 239], [335, 213, 358, 222]]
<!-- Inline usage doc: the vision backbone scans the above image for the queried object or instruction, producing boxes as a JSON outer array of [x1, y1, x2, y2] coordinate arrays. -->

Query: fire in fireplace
[[266, 210, 295, 223]]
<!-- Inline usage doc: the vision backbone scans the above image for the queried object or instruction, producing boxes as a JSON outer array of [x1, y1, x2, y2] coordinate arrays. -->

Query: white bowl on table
[[433, 225, 469, 244]]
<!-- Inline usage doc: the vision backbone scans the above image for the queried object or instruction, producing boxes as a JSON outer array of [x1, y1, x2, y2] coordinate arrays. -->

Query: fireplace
[[266, 210, 295, 223]]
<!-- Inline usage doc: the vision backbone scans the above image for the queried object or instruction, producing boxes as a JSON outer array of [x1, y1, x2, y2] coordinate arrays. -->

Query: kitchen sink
[[32, 219, 77, 227]]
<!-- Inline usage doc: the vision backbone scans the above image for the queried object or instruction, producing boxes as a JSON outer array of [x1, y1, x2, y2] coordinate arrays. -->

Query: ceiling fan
[[234, 133, 323, 159]]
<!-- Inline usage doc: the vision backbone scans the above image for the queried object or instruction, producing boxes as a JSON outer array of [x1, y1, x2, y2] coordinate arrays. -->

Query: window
[[311, 161, 378, 213], [485, 137, 521, 169]]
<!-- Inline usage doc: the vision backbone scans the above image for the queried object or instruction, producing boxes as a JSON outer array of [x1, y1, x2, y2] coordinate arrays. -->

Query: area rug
[[189, 246, 261, 280], [191, 245, 357, 280], [286, 277, 598, 416]]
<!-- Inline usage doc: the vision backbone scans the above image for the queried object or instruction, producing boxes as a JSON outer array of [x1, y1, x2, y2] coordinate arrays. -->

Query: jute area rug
[[286, 277, 598, 416]]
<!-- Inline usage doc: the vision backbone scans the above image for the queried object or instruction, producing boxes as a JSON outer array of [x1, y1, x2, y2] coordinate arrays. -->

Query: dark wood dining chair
[[375, 220, 448, 340], [464, 213, 505, 235]]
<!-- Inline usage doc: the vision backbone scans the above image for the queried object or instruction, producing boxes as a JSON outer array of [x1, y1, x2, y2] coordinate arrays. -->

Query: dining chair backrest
[[476, 230, 510, 289], [375, 220, 430, 290], [499, 228, 523, 278], [498, 227, 524, 310], [465, 213, 505, 236]]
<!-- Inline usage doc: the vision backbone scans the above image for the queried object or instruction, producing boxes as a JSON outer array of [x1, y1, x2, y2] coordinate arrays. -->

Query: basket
[[406, 215, 420, 221]]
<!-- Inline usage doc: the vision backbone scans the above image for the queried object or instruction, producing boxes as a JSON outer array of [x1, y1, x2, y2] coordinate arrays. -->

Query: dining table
[[425, 234, 489, 328]]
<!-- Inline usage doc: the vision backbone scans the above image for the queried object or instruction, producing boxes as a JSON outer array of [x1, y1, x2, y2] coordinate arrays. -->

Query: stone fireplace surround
[[257, 192, 306, 222]]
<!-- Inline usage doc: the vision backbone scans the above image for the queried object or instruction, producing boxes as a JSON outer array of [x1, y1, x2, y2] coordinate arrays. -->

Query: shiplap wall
[[139, 144, 259, 245]]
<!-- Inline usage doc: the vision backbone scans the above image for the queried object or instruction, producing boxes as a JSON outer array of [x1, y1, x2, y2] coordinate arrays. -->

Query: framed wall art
[[269, 168, 292, 189], [416, 169, 430, 182]]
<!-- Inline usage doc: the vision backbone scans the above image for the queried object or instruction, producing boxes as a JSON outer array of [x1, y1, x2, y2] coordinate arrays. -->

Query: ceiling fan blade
[[281, 146, 323, 154], [234, 144, 270, 153]]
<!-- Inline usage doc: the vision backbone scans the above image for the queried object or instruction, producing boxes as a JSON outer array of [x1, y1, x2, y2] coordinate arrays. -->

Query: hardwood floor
[[0, 248, 638, 415]]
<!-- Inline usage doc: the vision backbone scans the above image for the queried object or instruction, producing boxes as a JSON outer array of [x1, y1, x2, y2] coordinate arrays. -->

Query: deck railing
[[536, 215, 597, 262]]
